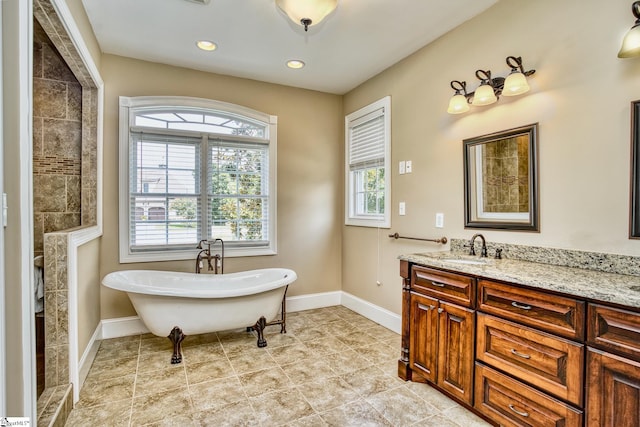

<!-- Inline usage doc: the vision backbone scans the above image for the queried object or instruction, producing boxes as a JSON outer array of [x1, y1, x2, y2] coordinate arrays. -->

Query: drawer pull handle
[[418, 304, 436, 311], [511, 301, 532, 310], [430, 281, 446, 288], [510, 348, 531, 359], [508, 404, 529, 418]]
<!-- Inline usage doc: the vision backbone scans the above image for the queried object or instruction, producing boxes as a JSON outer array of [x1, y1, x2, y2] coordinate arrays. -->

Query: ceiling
[[81, 0, 498, 94]]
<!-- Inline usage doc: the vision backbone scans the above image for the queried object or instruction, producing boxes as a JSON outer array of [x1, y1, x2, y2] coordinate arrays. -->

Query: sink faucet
[[469, 233, 488, 257], [195, 239, 225, 274]]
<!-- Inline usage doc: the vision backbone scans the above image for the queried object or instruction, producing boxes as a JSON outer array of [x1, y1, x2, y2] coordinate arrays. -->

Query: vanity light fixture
[[286, 59, 305, 69], [447, 56, 535, 115], [619, 1, 640, 58], [276, 0, 338, 32], [196, 40, 217, 51]]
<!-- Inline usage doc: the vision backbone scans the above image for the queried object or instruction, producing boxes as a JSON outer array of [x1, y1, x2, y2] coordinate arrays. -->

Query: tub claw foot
[[168, 326, 186, 364], [253, 316, 268, 348]]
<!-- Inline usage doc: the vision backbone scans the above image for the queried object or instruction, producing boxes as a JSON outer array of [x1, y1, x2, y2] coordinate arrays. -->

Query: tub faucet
[[195, 239, 225, 274], [469, 233, 488, 257]]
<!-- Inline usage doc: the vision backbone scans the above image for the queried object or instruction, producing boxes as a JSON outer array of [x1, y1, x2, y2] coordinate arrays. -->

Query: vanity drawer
[[475, 363, 583, 427], [478, 279, 585, 340], [476, 313, 584, 406], [411, 265, 475, 308], [587, 303, 640, 360]]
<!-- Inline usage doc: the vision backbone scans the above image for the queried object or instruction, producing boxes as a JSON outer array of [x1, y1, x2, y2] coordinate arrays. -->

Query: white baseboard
[[101, 315, 149, 339], [286, 291, 342, 313], [340, 292, 401, 334], [98, 291, 399, 340], [78, 324, 102, 390]]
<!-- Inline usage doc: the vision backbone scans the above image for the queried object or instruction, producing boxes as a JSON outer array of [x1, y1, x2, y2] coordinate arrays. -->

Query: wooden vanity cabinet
[[405, 265, 476, 405], [586, 304, 640, 427], [400, 260, 640, 427]]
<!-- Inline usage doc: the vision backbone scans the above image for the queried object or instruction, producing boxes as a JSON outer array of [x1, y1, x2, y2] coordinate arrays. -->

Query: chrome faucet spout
[[469, 233, 488, 257]]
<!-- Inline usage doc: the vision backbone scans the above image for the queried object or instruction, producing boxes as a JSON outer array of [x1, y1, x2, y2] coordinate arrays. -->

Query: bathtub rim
[[102, 268, 297, 299]]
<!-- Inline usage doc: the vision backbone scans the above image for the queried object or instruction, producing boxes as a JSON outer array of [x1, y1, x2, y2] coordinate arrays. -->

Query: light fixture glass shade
[[447, 94, 470, 114], [472, 84, 497, 106], [502, 72, 530, 96], [276, 0, 338, 29], [619, 24, 640, 58]]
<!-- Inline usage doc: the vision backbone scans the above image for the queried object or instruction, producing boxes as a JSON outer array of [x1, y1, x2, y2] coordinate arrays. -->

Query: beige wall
[[2, 0, 30, 416], [77, 237, 100, 358], [343, 0, 640, 314], [100, 55, 343, 319]]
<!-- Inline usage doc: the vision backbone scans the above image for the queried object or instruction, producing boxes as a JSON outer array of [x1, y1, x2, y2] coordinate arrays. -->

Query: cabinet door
[[409, 292, 439, 382], [587, 348, 640, 427], [438, 300, 475, 405]]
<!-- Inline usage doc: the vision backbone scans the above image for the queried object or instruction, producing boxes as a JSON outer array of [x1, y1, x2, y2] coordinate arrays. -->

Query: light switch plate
[[405, 160, 412, 173], [436, 213, 444, 228], [399, 161, 406, 175], [399, 202, 406, 216]]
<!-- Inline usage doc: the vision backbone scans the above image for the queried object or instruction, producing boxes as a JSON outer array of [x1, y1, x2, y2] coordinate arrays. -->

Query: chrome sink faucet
[[469, 233, 488, 257]]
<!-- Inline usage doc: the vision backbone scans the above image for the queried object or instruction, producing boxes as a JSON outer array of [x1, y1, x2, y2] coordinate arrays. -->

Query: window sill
[[119, 246, 277, 264], [345, 218, 391, 228]]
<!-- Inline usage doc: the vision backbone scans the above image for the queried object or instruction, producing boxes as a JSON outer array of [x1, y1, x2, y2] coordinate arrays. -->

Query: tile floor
[[65, 306, 491, 426]]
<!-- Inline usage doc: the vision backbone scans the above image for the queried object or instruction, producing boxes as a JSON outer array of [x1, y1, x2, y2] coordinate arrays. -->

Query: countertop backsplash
[[450, 238, 640, 277]]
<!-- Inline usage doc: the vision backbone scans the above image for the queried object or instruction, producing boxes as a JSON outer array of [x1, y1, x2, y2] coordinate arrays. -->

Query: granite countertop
[[400, 251, 640, 309]]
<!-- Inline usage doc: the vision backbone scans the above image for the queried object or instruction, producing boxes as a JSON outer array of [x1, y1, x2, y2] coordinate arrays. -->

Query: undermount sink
[[441, 258, 489, 265]]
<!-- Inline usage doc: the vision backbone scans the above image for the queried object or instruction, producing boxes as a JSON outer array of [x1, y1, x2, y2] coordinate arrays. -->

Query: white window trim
[[119, 96, 277, 263], [345, 96, 391, 228]]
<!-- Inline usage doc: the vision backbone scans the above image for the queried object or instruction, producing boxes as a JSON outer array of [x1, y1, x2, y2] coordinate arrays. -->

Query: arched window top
[[133, 108, 267, 138], [122, 95, 276, 140]]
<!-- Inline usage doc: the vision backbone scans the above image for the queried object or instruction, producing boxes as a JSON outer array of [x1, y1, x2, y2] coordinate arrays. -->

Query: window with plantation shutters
[[345, 96, 391, 227], [119, 96, 277, 262]]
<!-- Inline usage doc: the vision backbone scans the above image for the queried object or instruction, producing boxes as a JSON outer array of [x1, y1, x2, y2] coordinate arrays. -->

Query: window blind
[[129, 132, 201, 250], [348, 108, 385, 170]]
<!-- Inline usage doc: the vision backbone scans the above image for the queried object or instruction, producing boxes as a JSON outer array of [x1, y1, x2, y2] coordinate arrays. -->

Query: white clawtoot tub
[[102, 268, 297, 363]]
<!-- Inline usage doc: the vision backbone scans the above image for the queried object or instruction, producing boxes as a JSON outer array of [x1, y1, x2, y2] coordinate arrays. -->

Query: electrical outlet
[[399, 202, 406, 216], [436, 213, 444, 228], [405, 160, 412, 173], [399, 161, 406, 175]]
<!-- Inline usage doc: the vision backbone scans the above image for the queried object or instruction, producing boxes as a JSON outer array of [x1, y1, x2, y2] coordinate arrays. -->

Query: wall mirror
[[464, 123, 539, 231], [631, 101, 640, 238]]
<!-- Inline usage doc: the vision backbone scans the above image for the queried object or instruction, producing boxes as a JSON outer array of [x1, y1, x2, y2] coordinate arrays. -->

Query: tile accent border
[[451, 238, 640, 277]]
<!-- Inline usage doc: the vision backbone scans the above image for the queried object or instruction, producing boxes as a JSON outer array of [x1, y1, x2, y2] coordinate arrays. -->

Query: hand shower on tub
[[195, 239, 224, 274]]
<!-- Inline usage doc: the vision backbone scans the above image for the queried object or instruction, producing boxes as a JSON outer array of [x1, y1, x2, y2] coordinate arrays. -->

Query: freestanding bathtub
[[102, 268, 297, 363]]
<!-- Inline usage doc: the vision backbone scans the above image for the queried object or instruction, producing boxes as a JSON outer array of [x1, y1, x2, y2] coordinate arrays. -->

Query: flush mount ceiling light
[[196, 40, 217, 51], [447, 56, 536, 115], [276, 0, 338, 32], [619, 1, 640, 58], [286, 60, 306, 69]]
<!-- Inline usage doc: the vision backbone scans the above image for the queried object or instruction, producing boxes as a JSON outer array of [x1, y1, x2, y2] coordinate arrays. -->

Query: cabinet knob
[[437, 308, 444, 314]]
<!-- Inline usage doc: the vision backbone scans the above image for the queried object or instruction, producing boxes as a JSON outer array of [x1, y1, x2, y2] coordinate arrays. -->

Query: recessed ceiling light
[[286, 60, 305, 69], [196, 40, 217, 51]]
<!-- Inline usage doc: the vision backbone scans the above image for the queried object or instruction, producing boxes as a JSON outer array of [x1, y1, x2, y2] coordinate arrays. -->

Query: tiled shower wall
[[33, 20, 82, 258], [33, 1, 100, 422]]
